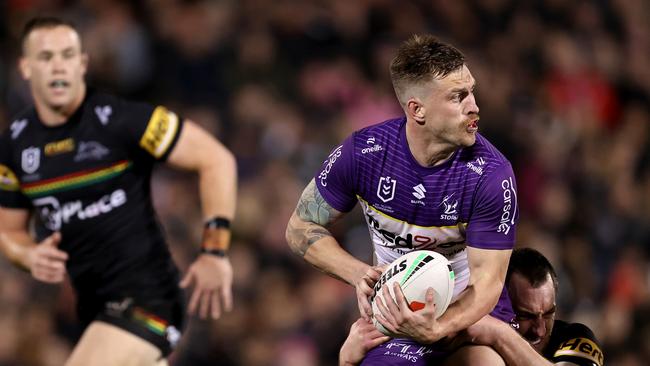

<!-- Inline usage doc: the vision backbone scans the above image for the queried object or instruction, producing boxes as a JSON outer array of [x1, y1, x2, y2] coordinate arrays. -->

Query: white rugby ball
[[371, 250, 455, 336]]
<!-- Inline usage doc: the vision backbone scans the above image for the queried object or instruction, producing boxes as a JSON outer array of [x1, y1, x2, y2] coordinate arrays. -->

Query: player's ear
[[18, 56, 31, 80], [407, 98, 426, 125]]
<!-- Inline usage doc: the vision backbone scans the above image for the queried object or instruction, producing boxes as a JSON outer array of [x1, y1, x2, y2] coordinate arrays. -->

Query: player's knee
[[442, 344, 505, 366]]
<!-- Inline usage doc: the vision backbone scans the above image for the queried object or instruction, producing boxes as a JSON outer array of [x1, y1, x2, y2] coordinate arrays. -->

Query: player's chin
[[458, 133, 476, 147]]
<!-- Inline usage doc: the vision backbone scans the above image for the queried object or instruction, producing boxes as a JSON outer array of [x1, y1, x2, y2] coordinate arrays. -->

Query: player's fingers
[[187, 287, 201, 315], [211, 290, 222, 319], [359, 294, 373, 319], [42, 232, 62, 247], [366, 267, 382, 281], [375, 312, 397, 334], [381, 285, 400, 314], [199, 290, 210, 319], [375, 295, 396, 325], [39, 246, 69, 261], [179, 271, 193, 289], [367, 335, 391, 349], [424, 287, 436, 313], [221, 282, 233, 312], [393, 282, 409, 312]]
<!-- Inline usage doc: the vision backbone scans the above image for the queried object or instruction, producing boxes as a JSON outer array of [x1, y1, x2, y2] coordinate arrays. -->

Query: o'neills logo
[[362, 144, 383, 154], [497, 177, 517, 235]]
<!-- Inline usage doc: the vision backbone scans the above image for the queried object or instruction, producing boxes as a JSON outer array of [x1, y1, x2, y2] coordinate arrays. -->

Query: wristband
[[200, 248, 228, 257], [201, 216, 231, 252], [204, 217, 230, 229]]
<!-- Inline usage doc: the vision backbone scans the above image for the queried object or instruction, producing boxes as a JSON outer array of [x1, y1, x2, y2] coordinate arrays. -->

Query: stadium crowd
[[0, 0, 648, 365]]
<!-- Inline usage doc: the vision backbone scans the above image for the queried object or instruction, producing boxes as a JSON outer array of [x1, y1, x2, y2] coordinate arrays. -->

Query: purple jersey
[[316, 117, 518, 301]]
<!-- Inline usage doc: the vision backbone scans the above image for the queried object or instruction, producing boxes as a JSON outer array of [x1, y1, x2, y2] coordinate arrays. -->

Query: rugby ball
[[371, 250, 455, 336]]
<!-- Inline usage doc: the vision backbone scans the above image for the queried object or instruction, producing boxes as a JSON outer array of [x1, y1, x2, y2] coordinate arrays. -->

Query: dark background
[[0, 0, 648, 365]]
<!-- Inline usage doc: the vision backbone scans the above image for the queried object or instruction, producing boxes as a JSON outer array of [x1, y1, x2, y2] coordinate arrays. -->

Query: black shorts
[[77, 290, 185, 357]]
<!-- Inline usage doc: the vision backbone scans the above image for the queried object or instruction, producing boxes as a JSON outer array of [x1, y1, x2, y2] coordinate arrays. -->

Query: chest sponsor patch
[[553, 337, 603, 366], [0, 164, 20, 191], [139, 106, 179, 158], [44, 138, 75, 156]]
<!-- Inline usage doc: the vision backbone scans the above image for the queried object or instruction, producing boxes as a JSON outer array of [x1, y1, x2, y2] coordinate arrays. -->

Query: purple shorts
[[362, 288, 516, 365]]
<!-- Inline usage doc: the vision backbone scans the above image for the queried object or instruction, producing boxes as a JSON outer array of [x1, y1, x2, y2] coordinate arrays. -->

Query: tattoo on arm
[[286, 179, 344, 256]]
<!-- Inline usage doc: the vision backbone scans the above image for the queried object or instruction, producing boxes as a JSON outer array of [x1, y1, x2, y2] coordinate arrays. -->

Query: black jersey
[[543, 320, 604, 366], [0, 89, 184, 302]]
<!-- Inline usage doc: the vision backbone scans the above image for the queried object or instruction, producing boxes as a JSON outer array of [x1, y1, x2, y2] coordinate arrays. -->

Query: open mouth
[[467, 118, 479, 132], [49, 80, 70, 90]]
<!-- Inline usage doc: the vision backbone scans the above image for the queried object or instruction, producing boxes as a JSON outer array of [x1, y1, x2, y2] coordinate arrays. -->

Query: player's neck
[[405, 120, 456, 167], [34, 84, 86, 127]]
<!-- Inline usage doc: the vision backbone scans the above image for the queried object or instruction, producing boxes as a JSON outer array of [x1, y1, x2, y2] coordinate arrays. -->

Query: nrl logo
[[21, 147, 40, 174], [377, 176, 397, 203]]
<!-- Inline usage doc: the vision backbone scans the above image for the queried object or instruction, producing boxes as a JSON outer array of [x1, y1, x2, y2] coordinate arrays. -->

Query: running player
[[0, 17, 237, 365], [340, 248, 604, 366], [286, 34, 518, 364]]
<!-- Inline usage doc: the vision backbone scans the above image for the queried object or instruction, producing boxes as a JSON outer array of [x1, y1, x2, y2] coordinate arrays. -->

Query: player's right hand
[[355, 265, 384, 321], [28, 232, 68, 284]]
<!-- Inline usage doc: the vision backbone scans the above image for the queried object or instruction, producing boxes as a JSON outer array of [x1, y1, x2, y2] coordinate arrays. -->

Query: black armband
[[199, 248, 228, 258], [204, 217, 231, 229]]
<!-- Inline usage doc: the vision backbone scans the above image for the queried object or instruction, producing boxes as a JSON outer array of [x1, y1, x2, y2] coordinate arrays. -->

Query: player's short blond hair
[[389, 34, 465, 105]]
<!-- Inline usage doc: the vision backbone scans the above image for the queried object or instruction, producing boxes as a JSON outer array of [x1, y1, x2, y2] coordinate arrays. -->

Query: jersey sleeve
[[0, 134, 31, 209], [465, 162, 518, 249], [314, 134, 358, 212], [112, 99, 184, 162], [549, 324, 604, 366]]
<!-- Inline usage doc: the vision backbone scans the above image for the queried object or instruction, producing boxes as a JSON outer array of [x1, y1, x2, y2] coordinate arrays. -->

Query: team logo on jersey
[[0, 164, 20, 191], [554, 337, 603, 366], [140, 106, 180, 158], [10, 119, 28, 139], [94, 105, 113, 125], [377, 176, 397, 203], [439, 193, 458, 220], [74, 141, 110, 162], [44, 138, 75, 156], [21, 147, 40, 174]]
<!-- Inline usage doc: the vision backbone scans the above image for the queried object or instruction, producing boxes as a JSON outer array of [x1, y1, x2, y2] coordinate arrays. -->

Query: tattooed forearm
[[286, 180, 344, 256]]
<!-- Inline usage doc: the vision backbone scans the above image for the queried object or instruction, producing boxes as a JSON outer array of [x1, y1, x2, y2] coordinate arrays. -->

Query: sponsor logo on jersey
[[74, 141, 110, 162], [0, 164, 20, 191], [21, 147, 40, 174], [94, 105, 113, 125], [466, 160, 484, 175], [33, 189, 127, 231], [44, 138, 75, 156], [10, 119, 28, 139], [554, 337, 603, 366], [412, 184, 426, 199], [439, 193, 458, 220], [366, 213, 437, 249], [377, 176, 396, 203], [140, 106, 179, 158], [497, 177, 517, 235], [361, 144, 383, 154], [318, 145, 342, 187], [166, 326, 181, 348]]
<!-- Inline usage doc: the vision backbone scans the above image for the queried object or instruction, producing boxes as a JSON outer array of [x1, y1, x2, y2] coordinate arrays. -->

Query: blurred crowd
[[1, 0, 649, 365]]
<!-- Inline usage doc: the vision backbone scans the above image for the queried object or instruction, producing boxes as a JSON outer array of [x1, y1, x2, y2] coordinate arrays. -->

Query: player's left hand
[[340, 318, 391, 366], [180, 254, 233, 320], [374, 283, 442, 344]]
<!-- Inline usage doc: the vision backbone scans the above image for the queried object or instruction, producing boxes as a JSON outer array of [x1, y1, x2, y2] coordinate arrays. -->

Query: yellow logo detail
[[554, 337, 603, 366], [0, 164, 20, 191], [139, 106, 179, 158], [44, 138, 75, 156]]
